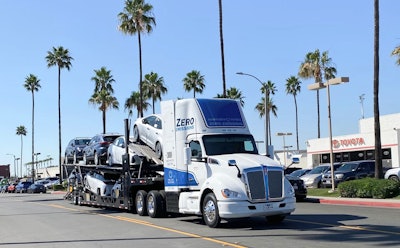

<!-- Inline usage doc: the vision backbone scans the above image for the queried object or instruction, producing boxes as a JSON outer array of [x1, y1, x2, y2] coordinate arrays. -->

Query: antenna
[[359, 94, 365, 119]]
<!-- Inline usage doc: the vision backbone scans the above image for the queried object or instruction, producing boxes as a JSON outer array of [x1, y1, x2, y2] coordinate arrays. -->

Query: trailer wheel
[[147, 191, 165, 218], [202, 193, 221, 228], [136, 190, 148, 216]]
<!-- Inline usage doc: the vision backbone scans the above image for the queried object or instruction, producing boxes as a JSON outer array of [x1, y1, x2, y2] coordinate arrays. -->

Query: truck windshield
[[202, 134, 259, 155]]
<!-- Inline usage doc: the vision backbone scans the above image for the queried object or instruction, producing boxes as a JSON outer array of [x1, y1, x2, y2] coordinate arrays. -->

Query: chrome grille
[[245, 168, 283, 202]]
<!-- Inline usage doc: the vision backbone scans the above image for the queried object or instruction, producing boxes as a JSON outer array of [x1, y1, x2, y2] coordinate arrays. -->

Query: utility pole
[[359, 94, 365, 119]]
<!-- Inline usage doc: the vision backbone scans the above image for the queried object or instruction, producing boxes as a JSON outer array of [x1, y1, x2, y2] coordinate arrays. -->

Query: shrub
[[338, 178, 400, 199]]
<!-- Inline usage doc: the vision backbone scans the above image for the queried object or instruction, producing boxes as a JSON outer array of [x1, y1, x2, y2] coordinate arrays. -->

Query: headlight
[[335, 174, 344, 179], [221, 189, 240, 198]]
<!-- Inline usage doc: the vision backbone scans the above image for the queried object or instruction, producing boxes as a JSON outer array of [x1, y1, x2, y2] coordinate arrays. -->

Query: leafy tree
[[285, 76, 302, 151], [23, 74, 41, 181], [183, 70, 205, 98], [218, 0, 226, 97], [118, 0, 156, 117], [374, 0, 383, 178], [143, 72, 167, 114], [125, 91, 150, 118], [16, 125, 27, 178], [89, 67, 119, 134], [46, 46, 73, 180], [216, 87, 245, 107], [256, 96, 278, 146], [298, 49, 336, 138]]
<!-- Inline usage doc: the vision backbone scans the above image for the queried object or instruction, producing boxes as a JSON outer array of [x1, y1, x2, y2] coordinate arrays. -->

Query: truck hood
[[211, 153, 281, 170]]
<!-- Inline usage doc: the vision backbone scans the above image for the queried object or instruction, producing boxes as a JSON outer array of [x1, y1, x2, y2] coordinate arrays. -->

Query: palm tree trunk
[[219, 0, 226, 97], [58, 66, 62, 182], [31, 92, 35, 182], [317, 89, 321, 138], [374, 0, 383, 178], [138, 32, 143, 117], [295, 96, 299, 151], [102, 109, 106, 134], [20, 135, 23, 177]]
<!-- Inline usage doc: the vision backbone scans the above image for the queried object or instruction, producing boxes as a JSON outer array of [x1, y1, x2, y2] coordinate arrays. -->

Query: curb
[[306, 197, 400, 209]]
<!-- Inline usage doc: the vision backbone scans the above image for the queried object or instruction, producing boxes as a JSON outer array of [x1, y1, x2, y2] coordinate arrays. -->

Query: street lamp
[[15, 158, 20, 179], [308, 77, 349, 192], [276, 132, 292, 166], [236, 72, 270, 157], [33, 152, 41, 182]]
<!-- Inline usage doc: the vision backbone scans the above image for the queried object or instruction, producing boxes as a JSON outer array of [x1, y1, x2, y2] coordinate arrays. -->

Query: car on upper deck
[[133, 114, 163, 159]]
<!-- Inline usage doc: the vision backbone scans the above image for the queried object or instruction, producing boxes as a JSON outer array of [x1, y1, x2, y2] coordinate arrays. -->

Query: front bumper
[[217, 197, 296, 219]]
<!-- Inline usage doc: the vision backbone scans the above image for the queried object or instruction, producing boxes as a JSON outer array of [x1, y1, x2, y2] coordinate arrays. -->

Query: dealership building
[[306, 113, 400, 169]]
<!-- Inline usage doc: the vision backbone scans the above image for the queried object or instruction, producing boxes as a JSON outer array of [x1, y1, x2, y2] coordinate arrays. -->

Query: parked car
[[7, 183, 18, 193], [288, 169, 311, 178], [15, 181, 33, 193], [107, 136, 135, 166], [1, 183, 9, 193], [384, 167, 400, 182], [133, 114, 163, 159], [285, 174, 307, 201], [27, 183, 47, 193], [83, 133, 121, 165], [64, 137, 91, 164], [321, 160, 375, 187], [83, 171, 114, 196], [301, 163, 343, 188]]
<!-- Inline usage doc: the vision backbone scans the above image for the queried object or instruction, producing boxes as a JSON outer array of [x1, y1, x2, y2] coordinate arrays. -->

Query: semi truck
[[66, 98, 296, 228]]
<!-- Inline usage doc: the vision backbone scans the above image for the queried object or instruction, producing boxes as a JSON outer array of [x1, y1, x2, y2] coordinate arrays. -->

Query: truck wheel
[[266, 215, 286, 224], [202, 193, 220, 228], [136, 190, 148, 216], [147, 190, 165, 218]]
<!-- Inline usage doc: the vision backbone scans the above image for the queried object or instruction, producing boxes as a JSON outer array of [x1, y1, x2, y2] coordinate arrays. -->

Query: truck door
[[187, 140, 209, 190]]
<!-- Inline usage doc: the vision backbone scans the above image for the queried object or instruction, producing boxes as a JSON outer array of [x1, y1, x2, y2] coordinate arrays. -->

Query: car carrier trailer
[[65, 98, 296, 228]]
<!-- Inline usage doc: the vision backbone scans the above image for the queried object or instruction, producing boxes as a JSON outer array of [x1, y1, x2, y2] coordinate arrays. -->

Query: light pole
[[15, 158, 20, 179], [33, 152, 41, 182], [308, 77, 349, 192], [236, 72, 270, 157], [276, 132, 292, 166]]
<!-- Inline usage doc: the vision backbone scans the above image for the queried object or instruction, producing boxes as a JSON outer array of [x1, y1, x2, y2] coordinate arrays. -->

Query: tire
[[133, 125, 140, 143], [155, 142, 162, 159], [389, 175, 400, 182], [135, 190, 148, 216], [83, 154, 88, 165], [202, 193, 221, 228], [94, 152, 100, 165], [147, 190, 165, 218], [266, 215, 286, 224]]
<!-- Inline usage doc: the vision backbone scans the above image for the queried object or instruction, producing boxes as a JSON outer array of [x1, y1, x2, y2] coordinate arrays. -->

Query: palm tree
[[118, 0, 156, 118], [183, 70, 205, 98], [256, 97, 278, 146], [263, 81, 277, 146], [125, 91, 151, 119], [374, 0, 383, 179], [218, 0, 226, 97], [216, 87, 245, 107], [285, 76, 302, 151], [142, 72, 167, 114], [16, 125, 27, 178], [23, 74, 41, 181], [298, 49, 336, 138], [46, 46, 73, 180], [391, 46, 400, 65], [89, 67, 119, 134]]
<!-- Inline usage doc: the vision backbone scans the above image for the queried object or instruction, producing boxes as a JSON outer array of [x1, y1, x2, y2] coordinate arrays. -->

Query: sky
[[1, 1, 400, 177]]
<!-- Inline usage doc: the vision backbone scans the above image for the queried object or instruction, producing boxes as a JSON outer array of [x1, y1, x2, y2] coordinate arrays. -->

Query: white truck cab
[[161, 98, 295, 227]]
